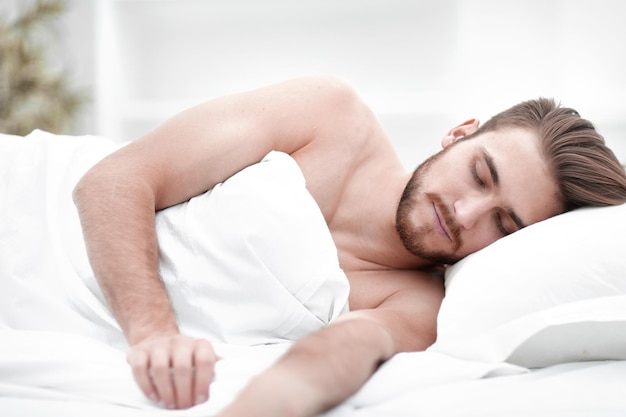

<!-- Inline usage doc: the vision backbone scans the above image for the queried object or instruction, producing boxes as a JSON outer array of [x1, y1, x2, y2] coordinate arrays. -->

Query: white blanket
[[0, 130, 124, 344], [0, 130, 349, 348], [154, 150, 350, 344]]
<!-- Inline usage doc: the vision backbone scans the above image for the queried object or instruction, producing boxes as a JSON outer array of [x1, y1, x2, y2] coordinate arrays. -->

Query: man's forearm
[[73, 166, 178, 343], [219, 315, 396, 417]]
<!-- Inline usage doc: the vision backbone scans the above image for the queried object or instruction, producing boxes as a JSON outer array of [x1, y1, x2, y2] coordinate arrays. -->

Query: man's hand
[[126, 334, 219, 409]]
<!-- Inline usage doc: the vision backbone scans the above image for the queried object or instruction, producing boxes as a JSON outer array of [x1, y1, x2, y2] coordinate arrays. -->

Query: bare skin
[[73, 76, 561, 415]]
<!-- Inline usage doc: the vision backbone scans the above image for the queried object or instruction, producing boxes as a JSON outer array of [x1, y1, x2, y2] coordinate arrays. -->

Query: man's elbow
[[72, 162, 113, 211], [72, 161, 133, 214]]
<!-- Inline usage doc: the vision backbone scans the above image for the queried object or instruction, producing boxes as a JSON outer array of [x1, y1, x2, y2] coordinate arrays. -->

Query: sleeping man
[[72, 76, 626, 416]]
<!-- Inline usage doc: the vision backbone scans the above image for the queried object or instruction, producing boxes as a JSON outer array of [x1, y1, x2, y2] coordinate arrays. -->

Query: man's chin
[[402, 241, 462, 265]]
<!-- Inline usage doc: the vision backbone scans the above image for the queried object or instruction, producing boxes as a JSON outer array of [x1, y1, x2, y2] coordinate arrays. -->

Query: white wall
[[93, 0, 461, 167], [4, 0, 625, 167]]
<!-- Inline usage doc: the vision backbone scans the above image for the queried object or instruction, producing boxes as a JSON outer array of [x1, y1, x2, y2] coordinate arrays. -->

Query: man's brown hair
[[473, 98, 626, 212]]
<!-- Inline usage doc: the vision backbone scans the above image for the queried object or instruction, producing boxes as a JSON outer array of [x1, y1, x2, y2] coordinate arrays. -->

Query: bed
[[2, 129, 626, 417]]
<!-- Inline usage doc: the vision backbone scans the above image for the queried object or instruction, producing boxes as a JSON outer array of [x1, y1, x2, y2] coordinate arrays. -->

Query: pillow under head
[[429, 203, 626, 368]]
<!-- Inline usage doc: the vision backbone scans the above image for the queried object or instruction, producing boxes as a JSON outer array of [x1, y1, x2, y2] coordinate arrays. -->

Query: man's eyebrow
[[481, 147, 528, 230]]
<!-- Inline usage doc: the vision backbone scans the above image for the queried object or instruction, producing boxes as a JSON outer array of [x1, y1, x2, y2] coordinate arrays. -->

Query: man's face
[[396, 126, 562, 264]]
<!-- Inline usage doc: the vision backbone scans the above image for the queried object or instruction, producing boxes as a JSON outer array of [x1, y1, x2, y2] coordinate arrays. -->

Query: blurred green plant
[[0, 0, 88, 136]]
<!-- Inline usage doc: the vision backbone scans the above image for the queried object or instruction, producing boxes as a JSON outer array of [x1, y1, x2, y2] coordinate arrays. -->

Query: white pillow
[[429, 203, 626, 368]]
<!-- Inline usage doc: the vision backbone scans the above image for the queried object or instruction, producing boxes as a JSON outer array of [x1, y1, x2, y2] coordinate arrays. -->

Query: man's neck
[[330, 170, 434, 272]]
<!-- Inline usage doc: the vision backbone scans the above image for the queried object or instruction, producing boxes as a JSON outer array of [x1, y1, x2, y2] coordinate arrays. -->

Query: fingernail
[[148, 393, 159, 403], [195, 394, 207, 405], [165, 403, 176, 409]]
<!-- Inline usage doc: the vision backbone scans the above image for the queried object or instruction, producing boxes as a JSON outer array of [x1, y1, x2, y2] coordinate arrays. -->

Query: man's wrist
[[127, 320, 180, 346]]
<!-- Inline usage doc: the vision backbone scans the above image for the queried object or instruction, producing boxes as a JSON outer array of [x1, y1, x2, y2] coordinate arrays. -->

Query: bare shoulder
[[290, 78, 400, 221], [291, 76, 391, 165]]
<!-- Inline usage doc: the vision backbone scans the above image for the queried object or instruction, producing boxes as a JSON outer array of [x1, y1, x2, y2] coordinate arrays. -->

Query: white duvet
[[2, 130, 626, 417], [0, 130, 349, 343]]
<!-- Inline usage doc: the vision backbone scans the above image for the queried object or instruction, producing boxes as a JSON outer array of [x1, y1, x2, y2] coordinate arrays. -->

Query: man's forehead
[[472, 127, 543, 168]]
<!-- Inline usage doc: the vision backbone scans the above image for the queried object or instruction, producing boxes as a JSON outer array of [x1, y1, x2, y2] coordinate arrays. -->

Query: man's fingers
[[149, 346, 177, 408], [171, 340, 195, 409], [192, 339, 219, 405], [127, 348, 158, 403], [127, 335, 218, 409]]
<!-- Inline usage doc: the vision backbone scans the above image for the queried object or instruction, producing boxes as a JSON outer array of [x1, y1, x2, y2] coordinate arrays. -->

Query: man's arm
[[217, 270, 444, 417], [72, 76, 374, 409]]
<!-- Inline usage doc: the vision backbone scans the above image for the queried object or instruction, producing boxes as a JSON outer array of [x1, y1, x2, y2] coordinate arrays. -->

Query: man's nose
[[453, 195, 493, 230]]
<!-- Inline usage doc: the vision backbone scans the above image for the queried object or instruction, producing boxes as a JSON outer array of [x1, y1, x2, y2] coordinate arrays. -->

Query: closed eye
[[495, 209, 525, 237], [494, 212, 511, 236], [471, 162, 486, 188]]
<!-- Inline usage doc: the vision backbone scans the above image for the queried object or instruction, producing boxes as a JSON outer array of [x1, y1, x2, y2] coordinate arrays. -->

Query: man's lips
[[433, 202, 452, 241], [427, 192, 462, 251]]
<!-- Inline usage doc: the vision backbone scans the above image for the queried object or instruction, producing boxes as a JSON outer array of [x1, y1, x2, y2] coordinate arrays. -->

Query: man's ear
[[441, 118, 480, 149]]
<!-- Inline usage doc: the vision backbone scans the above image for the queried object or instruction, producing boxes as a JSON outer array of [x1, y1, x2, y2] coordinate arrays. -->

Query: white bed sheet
[[353, 358, 626, 417], [0, 329, 287, 416], [2, 328, 626, 417]]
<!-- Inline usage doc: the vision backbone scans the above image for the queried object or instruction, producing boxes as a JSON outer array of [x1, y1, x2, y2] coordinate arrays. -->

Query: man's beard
[[395, 150, 463, 265]]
